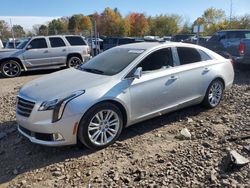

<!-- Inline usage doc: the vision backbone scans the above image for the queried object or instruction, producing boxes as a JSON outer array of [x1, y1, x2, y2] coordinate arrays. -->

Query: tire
[[67, 56, 82, 68], [203, 79, 224, 109], [77, 102, 123, 150], [0, 60, 22, 78]]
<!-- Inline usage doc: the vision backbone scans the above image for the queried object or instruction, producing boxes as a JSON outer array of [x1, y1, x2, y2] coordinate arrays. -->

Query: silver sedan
[[16, 42, 234, 150]]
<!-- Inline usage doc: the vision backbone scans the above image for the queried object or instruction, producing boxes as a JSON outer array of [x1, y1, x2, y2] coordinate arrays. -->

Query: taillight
[[239, 43, 245, 55]]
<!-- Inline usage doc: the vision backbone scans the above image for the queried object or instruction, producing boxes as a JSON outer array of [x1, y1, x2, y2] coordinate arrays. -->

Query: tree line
[[0, 7, 249, 40]]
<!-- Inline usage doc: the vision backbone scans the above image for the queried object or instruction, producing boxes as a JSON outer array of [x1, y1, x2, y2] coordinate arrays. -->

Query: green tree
[[38, 25, 48, 35], [48, 19, 67, 35], [0, 20, 11, 39], [198, 8, 226, 35], [149, 14, 181, 36], [202, 8, 226, 24], [12, 25, 25, 38]]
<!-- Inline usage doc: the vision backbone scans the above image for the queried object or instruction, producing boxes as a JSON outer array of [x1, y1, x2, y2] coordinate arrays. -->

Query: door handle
[[203, 67, 210, 73], [44, 50, 49, 53], [169, 75, 178, 80], [62, 49, 66, 52]]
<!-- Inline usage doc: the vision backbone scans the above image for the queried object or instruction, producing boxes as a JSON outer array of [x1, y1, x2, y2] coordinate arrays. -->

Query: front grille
[[17, 97, 35, 117]]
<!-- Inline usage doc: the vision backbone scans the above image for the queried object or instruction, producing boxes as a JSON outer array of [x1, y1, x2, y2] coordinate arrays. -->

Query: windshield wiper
[[81, 68, 104, 74]]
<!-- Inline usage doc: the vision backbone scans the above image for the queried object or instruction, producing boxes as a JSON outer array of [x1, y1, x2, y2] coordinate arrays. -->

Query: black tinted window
[[199, 50, 212, 61], [177, 47, 201, 65], [138, 48, 173, 72], [227, 31, 250, 39], [29, 38, 47, 49], [209, 32, 226, 42], [65, 36, 86, 46], [49, 37, 66, 47], [118, 38, 135, 45]]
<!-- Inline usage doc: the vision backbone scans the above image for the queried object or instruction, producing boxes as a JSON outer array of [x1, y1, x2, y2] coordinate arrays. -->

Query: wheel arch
[[0, 57, 25, 70], [67, 53, 83, 62], [79, 99, 128, 128], [211, 76, 225, 89]]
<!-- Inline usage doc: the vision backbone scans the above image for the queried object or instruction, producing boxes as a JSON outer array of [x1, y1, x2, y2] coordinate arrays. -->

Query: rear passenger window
[[49, 37, 66, 47], [65, 36, 87, 46], [199, 50, 212, 61], [138, 48, 173, 72], [177, 47, 201, 65]]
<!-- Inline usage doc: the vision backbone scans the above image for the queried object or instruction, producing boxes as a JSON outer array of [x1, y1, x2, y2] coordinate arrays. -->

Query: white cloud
[[0, 16, 60, 31]]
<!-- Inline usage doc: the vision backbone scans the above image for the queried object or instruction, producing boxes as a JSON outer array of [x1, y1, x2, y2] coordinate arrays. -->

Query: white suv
[[0, 35, 90, 78]]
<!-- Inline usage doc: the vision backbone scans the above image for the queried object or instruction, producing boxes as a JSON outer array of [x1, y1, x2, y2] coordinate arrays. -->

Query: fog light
[[52, 133, 64, 141]]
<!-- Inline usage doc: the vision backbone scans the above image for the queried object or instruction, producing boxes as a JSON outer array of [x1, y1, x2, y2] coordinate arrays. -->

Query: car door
[[128, 47, 180, 121], [48, 37, 67, 65], [174, 46, 213, 107], [22, 38, 50, 67]]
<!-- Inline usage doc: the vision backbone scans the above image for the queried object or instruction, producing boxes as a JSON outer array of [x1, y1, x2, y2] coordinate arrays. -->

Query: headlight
[[38, 90, 85, 123]]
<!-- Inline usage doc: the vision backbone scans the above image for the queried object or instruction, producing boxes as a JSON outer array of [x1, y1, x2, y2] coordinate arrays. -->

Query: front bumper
[[17, 113, 82, 146]]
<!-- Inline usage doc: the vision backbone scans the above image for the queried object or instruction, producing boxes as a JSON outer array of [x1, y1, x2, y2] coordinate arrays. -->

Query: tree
[[12, 25, 25, 38], [197, 8, 226, 35], [38, 25, 48, 35], [149, 14, 180, 36], [48, 19, 67, 35], [230, 15, 250, 29], [126, 13, 149, 37], [32, 24, 40, 35], [180, 22, 192, 34], [68, 14, 92, 34], [99, 7, 126, 36], [0, 20, 11, 39], [202, 8, 226, 24], [80, 16, 92, 33]]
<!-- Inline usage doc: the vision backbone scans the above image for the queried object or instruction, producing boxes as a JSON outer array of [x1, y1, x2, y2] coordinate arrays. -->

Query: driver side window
[[28, 38, 48, 49], [138, 48, 173, 73]]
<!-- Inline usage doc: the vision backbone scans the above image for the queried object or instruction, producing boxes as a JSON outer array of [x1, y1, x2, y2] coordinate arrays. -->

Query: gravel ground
[[0, 67, 250, 188]]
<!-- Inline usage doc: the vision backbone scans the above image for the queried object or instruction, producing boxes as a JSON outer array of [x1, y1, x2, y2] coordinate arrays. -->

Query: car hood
[[19, 68, 113, 101], [0, 49, 24, 58]]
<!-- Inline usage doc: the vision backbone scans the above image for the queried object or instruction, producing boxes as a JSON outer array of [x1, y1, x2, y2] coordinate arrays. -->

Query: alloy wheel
[[2, 61, 21, 77], [69, 57, 82, 68], [208, 81, 223, 107], [88, 110, 120, 146]]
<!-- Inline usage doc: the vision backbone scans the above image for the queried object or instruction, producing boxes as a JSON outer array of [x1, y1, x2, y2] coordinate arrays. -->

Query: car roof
[[116, 41, 204, 50], [31, 35, 84, 39], [218, 29, 250, 32]]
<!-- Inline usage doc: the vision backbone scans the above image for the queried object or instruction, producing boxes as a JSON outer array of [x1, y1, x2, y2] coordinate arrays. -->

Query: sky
[[0, 0, 249, 30]]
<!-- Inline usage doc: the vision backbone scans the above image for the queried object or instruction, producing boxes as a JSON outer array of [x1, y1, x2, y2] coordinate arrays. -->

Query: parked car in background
[[103, 37, 143, 51], [87, 38, 104, 55], [183, 36, 211, 46], [0, 35, 90, 78], [5, 40, 21, 49], [16, 42, 234, 150], [171, 34, 195, 42], [205, 29, 250, 64]]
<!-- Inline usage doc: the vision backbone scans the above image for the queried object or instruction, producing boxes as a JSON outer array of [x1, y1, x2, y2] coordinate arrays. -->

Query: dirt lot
[[0, 67, 250, 188]]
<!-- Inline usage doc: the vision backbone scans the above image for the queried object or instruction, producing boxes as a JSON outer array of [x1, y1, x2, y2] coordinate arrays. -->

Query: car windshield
[[79, 47, 144, 75], [16, 39, 30, 49]]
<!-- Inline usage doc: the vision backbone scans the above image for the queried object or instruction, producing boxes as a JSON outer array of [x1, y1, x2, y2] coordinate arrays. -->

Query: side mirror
[[26, 45, 32, 50], [133, 67, 142, 79]]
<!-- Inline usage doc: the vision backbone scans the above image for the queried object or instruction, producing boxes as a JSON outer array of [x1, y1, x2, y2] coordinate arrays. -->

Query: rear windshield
[[65, 36, 87, 46], [227, 31, 250, 39], [80, 48, 144, 76]]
